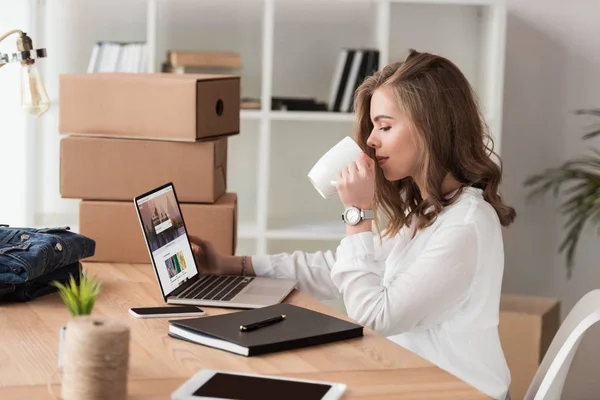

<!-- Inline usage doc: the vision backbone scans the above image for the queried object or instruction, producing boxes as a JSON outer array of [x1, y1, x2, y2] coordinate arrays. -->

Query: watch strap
[[361, 209, 374, 220]]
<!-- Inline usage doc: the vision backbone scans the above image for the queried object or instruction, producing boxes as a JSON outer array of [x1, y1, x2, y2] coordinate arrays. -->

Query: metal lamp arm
[[0, 29, 46, 69], [0, 29, 23, 43], [0, 30, 23, 69]]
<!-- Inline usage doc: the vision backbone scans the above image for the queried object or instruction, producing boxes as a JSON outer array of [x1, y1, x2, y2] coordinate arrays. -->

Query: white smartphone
[[171, 369, 346, 400], [128, 305, 205, 319]]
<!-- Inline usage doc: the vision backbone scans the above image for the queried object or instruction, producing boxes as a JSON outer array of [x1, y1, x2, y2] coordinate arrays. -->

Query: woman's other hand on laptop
[[190, 236, 256, 277]]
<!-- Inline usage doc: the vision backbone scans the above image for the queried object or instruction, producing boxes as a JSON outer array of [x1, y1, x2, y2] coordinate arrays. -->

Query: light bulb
[[21, 63, 50, 118]]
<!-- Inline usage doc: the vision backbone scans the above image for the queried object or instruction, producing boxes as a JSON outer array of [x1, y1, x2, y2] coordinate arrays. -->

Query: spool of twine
[[61, 316, 130, 400]]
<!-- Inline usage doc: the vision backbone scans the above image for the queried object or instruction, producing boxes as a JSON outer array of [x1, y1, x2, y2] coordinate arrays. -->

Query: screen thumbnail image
[[165, 256, 177, 279], [176, 252, 188, 272], [165, 251, 187, 279], [138, 189, 186, 252]]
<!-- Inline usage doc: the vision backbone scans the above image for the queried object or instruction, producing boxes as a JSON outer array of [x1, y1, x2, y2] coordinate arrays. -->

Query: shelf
[[45, 0, 505, 257], [146, 0, 500, 5], [240, 109, 263, 120], [266, 228, 345, 241], [389, 0, 498, 5], [238, 221, 346, 241], [268, 221, 346, 241], [57, 102, 489, 125], [241, 110, 356, 122], [269, 111, 354, 123]]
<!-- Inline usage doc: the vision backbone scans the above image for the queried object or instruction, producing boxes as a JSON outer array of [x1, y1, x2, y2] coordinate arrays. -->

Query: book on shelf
[[167, 50, 242, 68], [162, 50, 242, 75], [241, 98, 261, 110], [328, 48, 379, 113], [271, 97, 327, 112], [240, 97, 328, 112], [162, 62, 241, 75], [87, 41, 148, 73]]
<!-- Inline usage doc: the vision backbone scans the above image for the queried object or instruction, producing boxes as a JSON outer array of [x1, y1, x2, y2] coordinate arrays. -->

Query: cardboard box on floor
[[499, 294, 561, 400], [79, 193, 237, 264], [60, 135, 227, 203], [59, 73, 240, 142]]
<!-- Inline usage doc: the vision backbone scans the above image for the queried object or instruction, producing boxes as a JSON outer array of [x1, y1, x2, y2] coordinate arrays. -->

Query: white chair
[[524, 289, 600, 400]]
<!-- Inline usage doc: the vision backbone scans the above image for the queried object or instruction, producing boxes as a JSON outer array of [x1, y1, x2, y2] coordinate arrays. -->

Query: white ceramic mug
[[308, 136, 363, 199]]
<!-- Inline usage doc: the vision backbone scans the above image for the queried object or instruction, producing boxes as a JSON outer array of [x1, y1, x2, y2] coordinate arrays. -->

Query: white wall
[[37, 0, 148, 227], [0, 0, 35, 227], [501, 1, 600, 398]]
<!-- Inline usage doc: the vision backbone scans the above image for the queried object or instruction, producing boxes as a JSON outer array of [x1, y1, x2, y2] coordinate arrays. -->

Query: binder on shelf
[[271, 97, 327, 111], [168, 303, 363, 357], [328, 49, 349, 112], [87, 41, 148, 73], [340, 50, 363, 113], [328, 48, 380, 113], [330, 49, 355, 112]]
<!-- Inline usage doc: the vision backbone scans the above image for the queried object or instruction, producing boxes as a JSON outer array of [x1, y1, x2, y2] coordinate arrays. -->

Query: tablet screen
[[192, 372, 333, 400]]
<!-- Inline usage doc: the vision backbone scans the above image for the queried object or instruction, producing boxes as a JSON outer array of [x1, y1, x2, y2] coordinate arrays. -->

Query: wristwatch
[[342, 206, 374, 226]]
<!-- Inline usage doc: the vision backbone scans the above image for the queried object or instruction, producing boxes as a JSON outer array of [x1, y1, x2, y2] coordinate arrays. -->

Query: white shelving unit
[[39, 0, 506, 257]]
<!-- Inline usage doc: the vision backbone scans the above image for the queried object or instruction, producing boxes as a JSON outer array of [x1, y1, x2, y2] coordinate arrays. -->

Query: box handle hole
[[215, 99, 224, 116]]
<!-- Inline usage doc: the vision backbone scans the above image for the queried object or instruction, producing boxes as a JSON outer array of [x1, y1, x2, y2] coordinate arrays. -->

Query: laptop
[[133, 182, 297, 309]]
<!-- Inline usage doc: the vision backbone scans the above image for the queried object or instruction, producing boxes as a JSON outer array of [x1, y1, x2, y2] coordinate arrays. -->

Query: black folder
[[168, 303, 363, 357]]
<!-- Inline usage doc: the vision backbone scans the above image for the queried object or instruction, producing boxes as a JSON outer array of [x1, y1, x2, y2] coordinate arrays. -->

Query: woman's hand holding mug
[[307, 136, 363, 199], [336, 152, 375, 209]]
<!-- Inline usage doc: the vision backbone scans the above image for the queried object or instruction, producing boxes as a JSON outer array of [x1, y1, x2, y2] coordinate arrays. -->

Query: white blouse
[[252, 187, 510, 399]]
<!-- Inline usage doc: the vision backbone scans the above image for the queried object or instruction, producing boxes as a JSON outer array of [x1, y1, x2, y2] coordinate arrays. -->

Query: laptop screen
[[135, 184, 198, 297]]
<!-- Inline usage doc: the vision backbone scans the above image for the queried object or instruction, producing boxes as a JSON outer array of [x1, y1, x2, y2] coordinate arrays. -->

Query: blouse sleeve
[[330, 224, 478, 336], [251, 231, 397, 301]]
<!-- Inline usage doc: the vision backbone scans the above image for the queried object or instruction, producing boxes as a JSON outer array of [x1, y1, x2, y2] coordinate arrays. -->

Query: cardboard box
[[79, 193, 237, 264], [60, 135, 227, 203], [59, 73, 240, 142], [499, 294, 561, 400]]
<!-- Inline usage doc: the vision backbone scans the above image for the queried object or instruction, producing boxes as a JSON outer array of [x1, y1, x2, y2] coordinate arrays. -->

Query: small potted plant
[[52, 272, 102, 367]]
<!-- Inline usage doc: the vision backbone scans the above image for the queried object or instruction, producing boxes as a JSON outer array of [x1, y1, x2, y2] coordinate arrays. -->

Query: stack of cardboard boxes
[[58, 73, 240, 264]]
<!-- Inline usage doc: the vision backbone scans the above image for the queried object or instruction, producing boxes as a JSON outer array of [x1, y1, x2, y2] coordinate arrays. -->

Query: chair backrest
[[525, 289, 600, 400]]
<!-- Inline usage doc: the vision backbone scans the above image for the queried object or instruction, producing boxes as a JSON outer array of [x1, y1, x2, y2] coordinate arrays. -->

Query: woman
[[190, 49, 516, 400]]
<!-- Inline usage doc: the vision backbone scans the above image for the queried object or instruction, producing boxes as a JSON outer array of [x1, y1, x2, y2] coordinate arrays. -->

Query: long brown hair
[[354, 49, 516, 237]]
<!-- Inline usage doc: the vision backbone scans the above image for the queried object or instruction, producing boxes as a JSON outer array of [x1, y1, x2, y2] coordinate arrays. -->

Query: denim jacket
[[0, 261, 81, 302], [0, 226, 95, 285]]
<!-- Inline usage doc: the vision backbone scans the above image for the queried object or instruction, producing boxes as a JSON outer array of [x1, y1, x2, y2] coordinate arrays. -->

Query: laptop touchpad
[[243, 285, 286, 296]]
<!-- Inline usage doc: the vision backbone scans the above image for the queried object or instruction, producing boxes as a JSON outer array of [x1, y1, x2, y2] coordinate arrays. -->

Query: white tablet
[[171, 369, 346, 400]]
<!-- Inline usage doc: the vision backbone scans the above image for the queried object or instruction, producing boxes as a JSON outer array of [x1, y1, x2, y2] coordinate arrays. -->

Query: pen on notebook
[[240, 314, 286, 332]]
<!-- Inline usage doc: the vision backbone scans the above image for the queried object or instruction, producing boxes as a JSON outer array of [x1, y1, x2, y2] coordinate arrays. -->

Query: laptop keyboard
[[179, 275, 254, 302]]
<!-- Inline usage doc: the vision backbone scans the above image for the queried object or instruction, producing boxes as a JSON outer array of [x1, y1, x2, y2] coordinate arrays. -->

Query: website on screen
[[136, 186, 197, 295]]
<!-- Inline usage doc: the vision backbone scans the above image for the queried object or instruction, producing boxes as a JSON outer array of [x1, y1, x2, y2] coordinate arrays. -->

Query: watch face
[[345, 207, 361, 225]]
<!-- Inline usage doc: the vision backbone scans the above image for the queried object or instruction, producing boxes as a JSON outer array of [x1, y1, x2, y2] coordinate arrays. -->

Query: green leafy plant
[[52, 273, 102, 317], [524, 109, 600, 278]]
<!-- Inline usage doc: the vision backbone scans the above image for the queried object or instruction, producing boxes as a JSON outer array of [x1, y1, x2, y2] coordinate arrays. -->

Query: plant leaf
[[575, 109, 600, 117], [582, 128, 600, 141], [524, 155, 600, 278], [523, 109, 600, 277], [51, 272, 101, 316]]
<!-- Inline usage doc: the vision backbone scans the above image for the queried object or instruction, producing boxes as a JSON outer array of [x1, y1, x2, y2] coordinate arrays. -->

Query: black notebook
[[168, 303, 363, 356]]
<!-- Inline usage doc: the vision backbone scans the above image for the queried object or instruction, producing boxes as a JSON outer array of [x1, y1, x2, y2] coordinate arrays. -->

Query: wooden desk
[[0, 263, 489, 399]]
